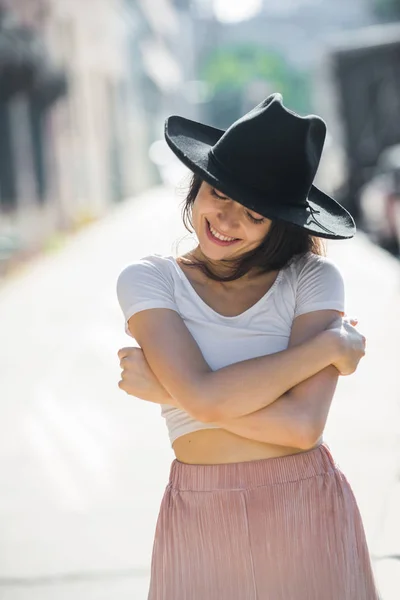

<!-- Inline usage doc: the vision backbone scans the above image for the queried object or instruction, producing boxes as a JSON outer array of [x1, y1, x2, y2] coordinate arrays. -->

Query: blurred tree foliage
[[200, 44, 311, 118]]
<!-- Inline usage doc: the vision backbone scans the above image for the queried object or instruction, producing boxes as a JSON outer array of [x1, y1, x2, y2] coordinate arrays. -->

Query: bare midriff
[[172, 428, 311, 465]]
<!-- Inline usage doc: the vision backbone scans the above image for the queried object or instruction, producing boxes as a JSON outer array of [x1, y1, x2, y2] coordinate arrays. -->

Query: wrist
[[157, 389, 175, 405], [318, 330, 342, 363], [160, 390, 181, 408]]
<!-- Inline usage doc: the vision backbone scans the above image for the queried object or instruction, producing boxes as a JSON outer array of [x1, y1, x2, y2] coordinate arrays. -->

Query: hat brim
[[165, 115, 355, 240]]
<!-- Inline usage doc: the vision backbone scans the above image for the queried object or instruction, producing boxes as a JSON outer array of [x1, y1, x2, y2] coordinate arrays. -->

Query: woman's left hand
[[118, 346, 177, 405]]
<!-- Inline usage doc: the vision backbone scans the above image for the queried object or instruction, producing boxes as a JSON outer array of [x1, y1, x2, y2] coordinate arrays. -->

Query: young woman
[[116, 94, 379, 599]]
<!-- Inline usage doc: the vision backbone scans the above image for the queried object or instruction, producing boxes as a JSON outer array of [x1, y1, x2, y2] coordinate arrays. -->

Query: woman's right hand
[[326, 316, 366, 375], [118, 346, 177, 405]]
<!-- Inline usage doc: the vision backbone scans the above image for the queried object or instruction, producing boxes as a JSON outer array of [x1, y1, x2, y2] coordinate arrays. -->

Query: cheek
[[247, 222, 271, 244], [191, 200, 207, 233], [247, 231, 264, 245], [193, 196, 215, 221]]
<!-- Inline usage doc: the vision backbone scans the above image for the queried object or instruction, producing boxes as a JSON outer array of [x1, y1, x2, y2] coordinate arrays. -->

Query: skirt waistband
[[169, 443, 337, 491]]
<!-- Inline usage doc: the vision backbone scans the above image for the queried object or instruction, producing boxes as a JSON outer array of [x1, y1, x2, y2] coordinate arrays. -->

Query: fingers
[[343, 315, 358, 326], [344, 317, 366, 346], [119, 356, 128, 368], [117, 346, 142, 360], [117, 347, 130, 360], [118, 346, 140, 360], [119, 354, 135, 370], [118, 379, 128, 393], [117, 348, 139, 393]]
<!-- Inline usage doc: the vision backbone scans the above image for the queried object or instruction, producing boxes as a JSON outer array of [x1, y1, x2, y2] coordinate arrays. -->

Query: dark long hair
[[181, 173, 326, 282]]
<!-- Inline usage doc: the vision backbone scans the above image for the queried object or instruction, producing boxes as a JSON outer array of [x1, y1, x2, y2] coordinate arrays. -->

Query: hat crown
[[164, 92, 355, 239], [211, 94, 327, 206]]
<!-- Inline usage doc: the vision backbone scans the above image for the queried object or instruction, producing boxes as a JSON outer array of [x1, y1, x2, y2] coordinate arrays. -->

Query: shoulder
[[284, 252, 345, 318], [117, 254, 175, 292], [289, 251, 344, 286], [117, 254, 174, 279], [116, 255, 179, 330]]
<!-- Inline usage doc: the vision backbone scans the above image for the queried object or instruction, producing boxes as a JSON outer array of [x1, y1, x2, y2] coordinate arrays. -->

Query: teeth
[[209, 223, 236, 242]]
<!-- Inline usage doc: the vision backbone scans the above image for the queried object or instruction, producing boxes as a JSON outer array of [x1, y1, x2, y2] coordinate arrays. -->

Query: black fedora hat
[[164, 93, 355, 240]]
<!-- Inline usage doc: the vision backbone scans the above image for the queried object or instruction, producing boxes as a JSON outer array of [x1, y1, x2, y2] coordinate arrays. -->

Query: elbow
[[179, 394, 221, 424], [196, 398, 231, 423], [295, 420, 323, 450], [186, 407, 219, 424], [182, 379, 226, 423], [174, 375, 221, 423], [185, 373, 232, 423], [190, 402, 222, 423]]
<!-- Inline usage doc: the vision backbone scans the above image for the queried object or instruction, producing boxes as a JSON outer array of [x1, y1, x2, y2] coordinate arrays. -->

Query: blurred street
[[0, 0, 400, 598], [0, 183, 399, 599]]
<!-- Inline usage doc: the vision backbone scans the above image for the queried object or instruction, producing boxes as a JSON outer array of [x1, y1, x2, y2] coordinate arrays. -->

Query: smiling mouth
[[205, 219, 240, 245]]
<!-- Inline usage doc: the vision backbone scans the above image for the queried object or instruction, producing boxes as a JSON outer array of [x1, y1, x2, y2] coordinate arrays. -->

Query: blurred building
[[0, 0, 134, 265], [257, 0, 375, 69], [123, 0, 197, 188], [204, 0, 375, 70], [191, 0, 376, 128], [314, 23, 400, 219], [0, 1, 67, 264], [0, 0, 197, 272]]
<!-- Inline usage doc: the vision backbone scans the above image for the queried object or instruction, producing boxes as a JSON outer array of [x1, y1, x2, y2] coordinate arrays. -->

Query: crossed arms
[[120, 308, 361, 449]]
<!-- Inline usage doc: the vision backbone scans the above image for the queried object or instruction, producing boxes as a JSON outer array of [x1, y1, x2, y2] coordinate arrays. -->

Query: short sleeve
[[116, 256, 179, 337], [294, 254, 345, 318]]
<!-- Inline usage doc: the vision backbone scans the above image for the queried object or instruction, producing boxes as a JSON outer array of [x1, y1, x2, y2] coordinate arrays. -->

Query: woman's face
[[191, 182, 272, 261]]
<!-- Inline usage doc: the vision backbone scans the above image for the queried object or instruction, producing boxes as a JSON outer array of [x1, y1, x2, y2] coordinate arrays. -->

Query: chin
[[199, 242, 239, 262]]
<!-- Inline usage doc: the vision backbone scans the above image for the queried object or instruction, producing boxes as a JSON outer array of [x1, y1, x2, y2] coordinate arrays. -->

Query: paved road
[[0, 184, 399, 599]]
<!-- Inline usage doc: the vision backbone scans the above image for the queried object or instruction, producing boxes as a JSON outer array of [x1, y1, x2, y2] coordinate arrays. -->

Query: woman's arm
[[125, 308, 357, 423], [213, 310, 345, 449], [119, 311, 360, 449]]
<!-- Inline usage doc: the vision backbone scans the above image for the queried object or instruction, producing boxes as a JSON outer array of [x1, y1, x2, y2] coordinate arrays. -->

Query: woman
[[116, 94, 379, 599]]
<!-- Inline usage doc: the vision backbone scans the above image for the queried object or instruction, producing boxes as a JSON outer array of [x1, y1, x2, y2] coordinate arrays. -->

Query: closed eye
[[210, 188, 228, 200], [211, 188, 265, 224], [246, 211, 265, 224]]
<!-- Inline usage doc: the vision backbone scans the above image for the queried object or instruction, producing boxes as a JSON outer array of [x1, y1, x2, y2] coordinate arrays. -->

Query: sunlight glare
[[213, 0, 262, 23]]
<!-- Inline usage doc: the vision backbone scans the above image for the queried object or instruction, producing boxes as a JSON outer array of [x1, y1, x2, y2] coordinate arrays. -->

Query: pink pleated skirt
[[147, 444, 380, 600]]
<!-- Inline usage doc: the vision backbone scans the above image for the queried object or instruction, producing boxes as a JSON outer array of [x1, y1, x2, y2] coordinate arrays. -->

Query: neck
[[187, 246, 258, 282]]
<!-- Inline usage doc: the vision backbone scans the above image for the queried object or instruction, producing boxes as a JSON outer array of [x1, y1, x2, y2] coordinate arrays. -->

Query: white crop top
[[116, 252, 345, 446]]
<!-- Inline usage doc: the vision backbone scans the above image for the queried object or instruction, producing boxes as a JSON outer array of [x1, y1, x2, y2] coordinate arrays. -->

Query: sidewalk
[[325, 235, 400, 599], [0, 184, 399, 599]]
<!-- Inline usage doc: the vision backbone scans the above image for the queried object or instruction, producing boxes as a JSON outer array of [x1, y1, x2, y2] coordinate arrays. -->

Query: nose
[[216, 200, 241, 232]]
